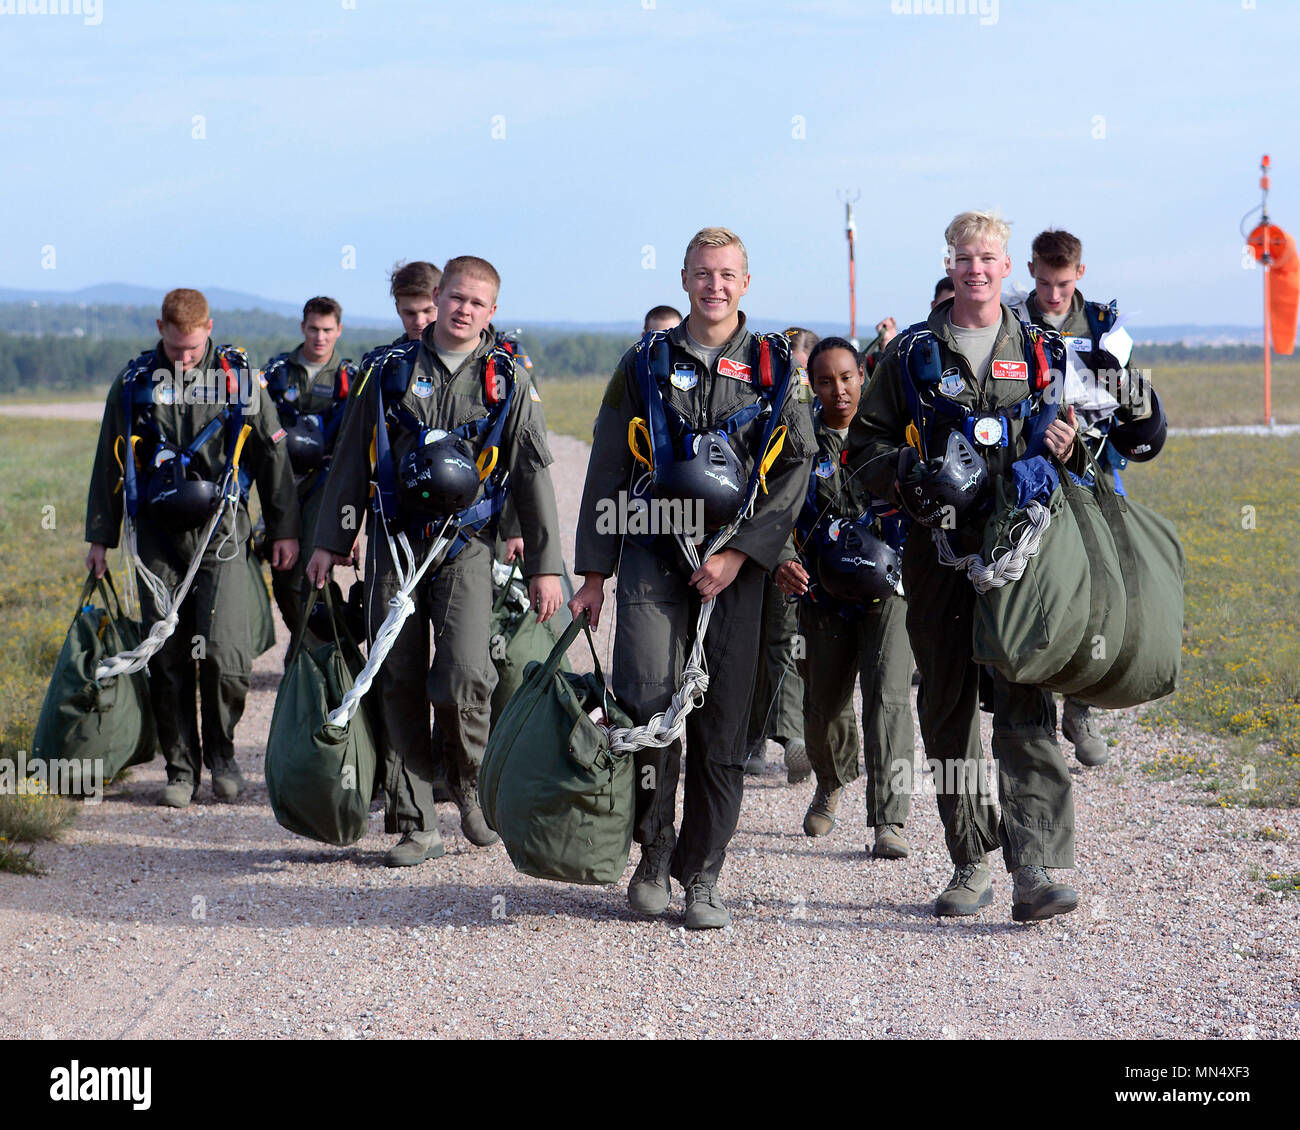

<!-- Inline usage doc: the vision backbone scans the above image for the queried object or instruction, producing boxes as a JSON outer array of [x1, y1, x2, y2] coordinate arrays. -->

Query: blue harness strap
[[371, 341, 517, 552]]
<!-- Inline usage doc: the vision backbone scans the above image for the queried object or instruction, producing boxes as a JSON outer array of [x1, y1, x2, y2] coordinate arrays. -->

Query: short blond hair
[[683, 227, 748, 273], [160, 288, 210, 331], [944, 210, 1011, 261], [441, 255, 501, 299]]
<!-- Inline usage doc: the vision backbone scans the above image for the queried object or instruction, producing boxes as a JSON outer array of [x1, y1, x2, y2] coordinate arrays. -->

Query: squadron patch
[[413, 374, 434, 399], [670, 363, 698, 391], [938, 368, 964, 397], [155, 382, 175, 406], [815, 455, 835, 478]]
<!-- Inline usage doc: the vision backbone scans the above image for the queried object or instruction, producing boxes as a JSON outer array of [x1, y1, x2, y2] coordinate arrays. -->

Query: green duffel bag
[[479, 612, 636, 886], [971, 474, 1094, 688], [247, 546, 276, 657], [31, 570, 156, 790], [264, 586, 377, 846], [1069, 461, 1185, 709], [488, 564, 572, 728]]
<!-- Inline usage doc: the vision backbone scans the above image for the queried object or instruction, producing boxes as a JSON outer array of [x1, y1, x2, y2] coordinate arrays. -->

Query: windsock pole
[[838, 189, 861, 341], [1260, 155, 1273, 426]]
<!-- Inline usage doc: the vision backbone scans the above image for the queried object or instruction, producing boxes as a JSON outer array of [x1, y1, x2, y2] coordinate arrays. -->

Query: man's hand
[[270, 538, 299, 571], [690, 547, 746, 601], [876, 316, 898, 347], [568, 573, 607, 630], [1043, 405, 1079, 460], [774, 558, 809, 598], [529, 574, 563, 624], [86, 542, 108, 579], [504, 536, 524, 564], [306, 545, 350, 588]]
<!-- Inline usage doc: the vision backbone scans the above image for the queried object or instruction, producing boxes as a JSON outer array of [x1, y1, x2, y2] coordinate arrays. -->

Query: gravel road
[[2, 420, 1298, 1040]]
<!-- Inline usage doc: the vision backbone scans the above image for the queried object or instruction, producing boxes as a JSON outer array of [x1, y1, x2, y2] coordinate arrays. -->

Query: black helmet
[[897, 431, 989, 528], [653, 432, 746, 535], [397, 430, 480, 519], [146, 451, 222, 530], [1108, 389, 1166, 463], [816, 519, 902, 604], [285, 414, 327, 473]]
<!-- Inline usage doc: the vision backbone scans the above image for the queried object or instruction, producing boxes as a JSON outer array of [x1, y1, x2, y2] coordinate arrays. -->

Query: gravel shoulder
[[1, 425, 1297, 1040]]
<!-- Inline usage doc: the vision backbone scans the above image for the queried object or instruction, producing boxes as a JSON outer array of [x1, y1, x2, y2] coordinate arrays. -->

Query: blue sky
[[2, 0, 1296, 330]]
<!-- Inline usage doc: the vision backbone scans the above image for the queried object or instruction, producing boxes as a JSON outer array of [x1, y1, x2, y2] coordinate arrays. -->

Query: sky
[[2, 0, 1297, 332]]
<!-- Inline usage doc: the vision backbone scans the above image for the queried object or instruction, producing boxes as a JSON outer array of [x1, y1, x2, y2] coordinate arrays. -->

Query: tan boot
[[871, 823, 910, 860], [802, 783, 841, 837]]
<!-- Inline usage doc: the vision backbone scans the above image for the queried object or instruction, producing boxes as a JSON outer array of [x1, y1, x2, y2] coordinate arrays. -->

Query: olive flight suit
[[575, 314, 815, 885], [783, 413, 915, 827], [85, 339, 299, 789], [313, 326, 562, 836], [847, 300, 1076, 872], [262, 345, 355, 637]]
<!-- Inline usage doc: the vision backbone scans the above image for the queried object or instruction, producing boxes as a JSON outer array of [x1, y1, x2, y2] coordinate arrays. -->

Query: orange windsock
[[1248, 222, 1299, 354]]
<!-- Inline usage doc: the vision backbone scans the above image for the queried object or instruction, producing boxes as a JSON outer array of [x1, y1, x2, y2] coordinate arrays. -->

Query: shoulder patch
[[529, 385, 541, 402]]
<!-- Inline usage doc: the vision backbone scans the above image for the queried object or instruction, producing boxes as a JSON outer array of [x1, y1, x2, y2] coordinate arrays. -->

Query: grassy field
[[0, 418, 99, 865], [1152, 358, 1300, 426]]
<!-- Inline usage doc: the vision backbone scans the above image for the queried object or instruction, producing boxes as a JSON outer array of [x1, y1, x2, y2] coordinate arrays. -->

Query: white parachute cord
[[606, 486, 751, 754], [932, 500, 1052, 594], [94, 493, 236, 680], [326, 517, 455, 728]]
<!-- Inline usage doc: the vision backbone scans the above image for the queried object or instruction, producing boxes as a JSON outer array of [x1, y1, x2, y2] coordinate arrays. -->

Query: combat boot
[[211, 765, 244, 802], [385, 828, 445, 867], [684, 875, 731, 930], [158, 780, 194, 808], [802, 782, 841, 837], [933, 858, 993, 917], [743, 739, 767, 777], [1011, 865, 1078, 922], [783, 737, 811, 785], [627, 827, 676, 915], [452, 781, 499, 847], [1062, 698, 1109, 767], [871, 823, 910, 860]]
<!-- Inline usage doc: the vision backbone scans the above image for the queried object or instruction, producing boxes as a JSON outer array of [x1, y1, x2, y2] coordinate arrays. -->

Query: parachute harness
[[95, 351, 252, 680]]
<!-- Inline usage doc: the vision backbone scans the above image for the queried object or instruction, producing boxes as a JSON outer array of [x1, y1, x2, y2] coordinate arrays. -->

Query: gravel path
[[2, 426, 1298, 1040]]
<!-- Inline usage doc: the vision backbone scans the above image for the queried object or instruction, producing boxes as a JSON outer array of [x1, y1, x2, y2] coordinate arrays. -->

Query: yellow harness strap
[[628, 417, 654, 473], [476, 446, 498, 481], [757, 424, 787, 494]]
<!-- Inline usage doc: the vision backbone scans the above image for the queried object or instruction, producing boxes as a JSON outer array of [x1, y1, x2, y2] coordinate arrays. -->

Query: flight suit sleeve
[[847, 347, 911, 505], [727, 379, 815, 573], [84, 375, 128, 548], [497, 496, 521, 541], [311, 357, 380, 556], [574, 356, 640, 578], [247, 380, 300, 542], [500, 372, 564, 578]]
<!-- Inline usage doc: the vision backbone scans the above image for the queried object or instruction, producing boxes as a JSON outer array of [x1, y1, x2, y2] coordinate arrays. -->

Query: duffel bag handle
[[78, 567, 128, 624], [539, 609, 608, 686]]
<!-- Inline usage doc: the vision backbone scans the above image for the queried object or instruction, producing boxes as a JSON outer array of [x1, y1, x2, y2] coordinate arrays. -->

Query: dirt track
[[1, 419, 1297, 1040]]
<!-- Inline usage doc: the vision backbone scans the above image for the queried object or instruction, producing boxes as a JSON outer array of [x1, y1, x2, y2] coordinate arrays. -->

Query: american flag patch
[[529, 386, 541, 402]]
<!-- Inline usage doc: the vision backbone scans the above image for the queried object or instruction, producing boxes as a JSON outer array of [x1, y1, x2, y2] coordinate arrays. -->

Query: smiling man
[[570, 227, 814, 928], [849, 210, 1084, 923], [308, 256, 563, 866]]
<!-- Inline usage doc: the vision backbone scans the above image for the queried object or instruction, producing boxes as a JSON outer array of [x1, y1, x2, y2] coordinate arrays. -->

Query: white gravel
[[2, 426, 1298, 1040]]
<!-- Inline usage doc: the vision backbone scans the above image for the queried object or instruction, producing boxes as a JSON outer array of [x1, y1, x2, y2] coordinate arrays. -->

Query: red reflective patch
[[717, 357, 752, 380], [271, 428, 286, 443], [991, 359, 1028, 381]]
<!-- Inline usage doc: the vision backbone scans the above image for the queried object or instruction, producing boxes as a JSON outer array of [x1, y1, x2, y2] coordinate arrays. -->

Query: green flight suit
[[575, 313, 815, 884], [313, 327, 562, 835], [745, 578, 805, 750], [847, 301, 1075, 872], [85, 339, 299, 788], [263, 345, 355, 638], [783, 417, 914, 827]]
